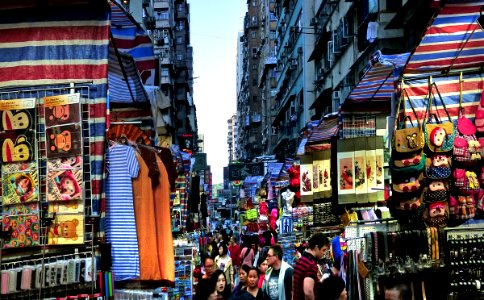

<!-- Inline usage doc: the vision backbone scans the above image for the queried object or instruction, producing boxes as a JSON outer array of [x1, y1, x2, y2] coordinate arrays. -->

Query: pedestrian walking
[[292, 233, 331, 300], [215, 244, 235, 288], [261, 244, 293, 300], [208, 269, 231, 300], [256, 256, 268, 288], [195, 256, 218, 300]]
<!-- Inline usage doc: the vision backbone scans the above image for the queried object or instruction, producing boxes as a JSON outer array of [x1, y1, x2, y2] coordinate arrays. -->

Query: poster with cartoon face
[[46, 124, 82, 158], [2, 163, 39, 205], [2, 214, 41, 248], [0, 130, 35, 163], [43, 93, 80, 127], [44, 103, 81, 127], [0, 108, 35, 131], [47, 156, 83, 170], [47, 169, 83, 202], [48, 214, 84, 245]]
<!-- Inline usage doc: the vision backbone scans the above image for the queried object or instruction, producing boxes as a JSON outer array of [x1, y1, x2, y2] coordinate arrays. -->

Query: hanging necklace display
[[0, 98, 41, 249], [43, 93, 84, 245]]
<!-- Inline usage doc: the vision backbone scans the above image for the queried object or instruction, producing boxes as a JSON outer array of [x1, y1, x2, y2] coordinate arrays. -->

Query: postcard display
[[1, 94, 85, 249]]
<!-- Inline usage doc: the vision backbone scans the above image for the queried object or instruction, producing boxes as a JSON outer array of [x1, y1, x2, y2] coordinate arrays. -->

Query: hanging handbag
[[425, 154, 452, 179], [423, 81, 455, 153], [449, 195, 476, 219], [475, 90, 484, 132], [392, 91, 424, 154], [453, 108, 481, 163], [453, 168, 480, 195]]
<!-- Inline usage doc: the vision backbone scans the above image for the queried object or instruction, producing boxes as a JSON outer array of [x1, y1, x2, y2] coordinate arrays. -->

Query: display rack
[[171, 241, 197, 300]]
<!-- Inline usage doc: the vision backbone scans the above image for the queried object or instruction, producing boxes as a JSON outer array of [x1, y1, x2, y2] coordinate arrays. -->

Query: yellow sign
[[0, 98, 35, 110], [44, 93, 80, 108]]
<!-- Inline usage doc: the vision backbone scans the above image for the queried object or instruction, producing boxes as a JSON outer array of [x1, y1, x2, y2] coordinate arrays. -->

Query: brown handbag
[[392, 91, 424, 154]]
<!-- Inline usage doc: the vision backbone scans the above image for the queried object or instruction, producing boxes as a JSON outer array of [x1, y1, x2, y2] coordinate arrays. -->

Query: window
[[252, 0, 257, 7], [251, 30, 257, 39], [252, 47, 258, 54], [176, 54, 184, 61], [252, 64, 258, 70], [176, 36, 184, 44], [252, 79, 257, 86], [252, 96, 258, 103]]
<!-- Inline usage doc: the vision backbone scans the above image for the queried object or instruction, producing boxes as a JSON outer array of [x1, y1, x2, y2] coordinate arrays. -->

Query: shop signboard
[[228, 162, 264, 181]]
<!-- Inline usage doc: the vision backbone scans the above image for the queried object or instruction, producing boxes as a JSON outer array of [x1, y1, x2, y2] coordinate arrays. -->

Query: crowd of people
[[193, 231, 352, 300], [192, 228, 412, 299]]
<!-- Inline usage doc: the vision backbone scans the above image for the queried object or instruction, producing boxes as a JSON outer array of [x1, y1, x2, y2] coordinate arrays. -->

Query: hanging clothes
[[153, 154, 175, 282], [105, 144, 140, 281], [132, 149, 161, 280]]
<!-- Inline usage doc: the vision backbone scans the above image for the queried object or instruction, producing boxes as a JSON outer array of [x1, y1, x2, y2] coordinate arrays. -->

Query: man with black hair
[[194, 256, 218, 300], [262, 244, 293, 300], [292, 233, 331, 300]]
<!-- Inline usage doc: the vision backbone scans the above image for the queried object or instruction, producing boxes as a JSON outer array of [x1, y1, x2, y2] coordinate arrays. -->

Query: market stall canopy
[[110, 1, 156, 85], [403, 0, 484, 78], [402, 0, 484, 121], [342, 51, 409, 112], [108, 47, 148, 103]]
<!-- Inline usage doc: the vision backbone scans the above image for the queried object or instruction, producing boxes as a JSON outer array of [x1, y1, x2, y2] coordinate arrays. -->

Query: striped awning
[[108, 47, 148, 103], [307, 117, 339, 143], [0, 2, 109, 210], [348, 51, 410, 102], [403, 0, 484, 78], [110, 1, 156, 84]]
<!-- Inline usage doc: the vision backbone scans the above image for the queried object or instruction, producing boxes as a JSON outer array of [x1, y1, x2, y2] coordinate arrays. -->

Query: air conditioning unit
[[332, 90, 341, 100]]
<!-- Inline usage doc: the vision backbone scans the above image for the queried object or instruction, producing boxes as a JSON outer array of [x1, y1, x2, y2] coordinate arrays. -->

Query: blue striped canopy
[[402, 0, 484, 121], [108, 47, 148, 103], [348, 51, 409, 103], [404, 0, 484, 78], [110, 1, 156, 84], [307, 117, 339, 143]]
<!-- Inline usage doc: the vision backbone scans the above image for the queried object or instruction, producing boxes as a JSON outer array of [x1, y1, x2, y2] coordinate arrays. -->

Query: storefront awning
[[110, 1, 156, 84], [346, 51, 409, 103], [108, 47, 149, 103], [307, 116, 339, 144], [403, 0, 484, 78]]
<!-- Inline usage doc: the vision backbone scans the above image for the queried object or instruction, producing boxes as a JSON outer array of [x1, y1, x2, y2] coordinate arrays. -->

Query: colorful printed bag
[[453, 110, 481, 163], [392, 94, 424, 154]]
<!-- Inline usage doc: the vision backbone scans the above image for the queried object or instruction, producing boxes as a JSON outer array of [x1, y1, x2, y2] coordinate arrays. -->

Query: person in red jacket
[[228, 236, 241, 275]]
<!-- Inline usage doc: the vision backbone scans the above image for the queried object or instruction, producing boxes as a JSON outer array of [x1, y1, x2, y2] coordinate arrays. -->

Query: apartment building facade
[[234, 0, 437, 162], [125, 0, 198, 151]]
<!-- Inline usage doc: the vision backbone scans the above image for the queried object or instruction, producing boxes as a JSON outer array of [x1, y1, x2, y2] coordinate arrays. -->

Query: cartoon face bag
[[392, 93, 424, 154], [0, 129, 35, 163], [423, 85, 455, 152]]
